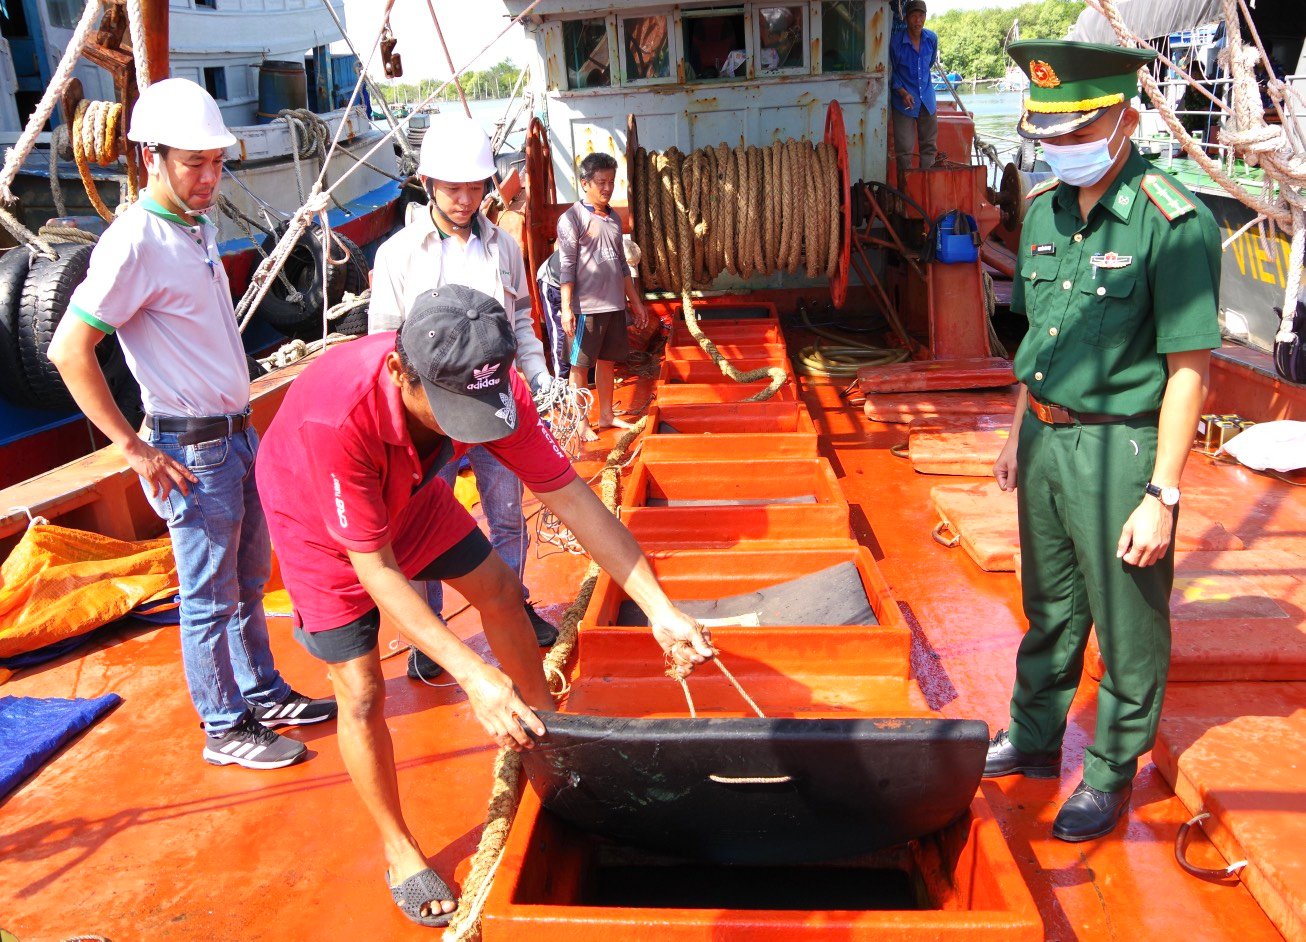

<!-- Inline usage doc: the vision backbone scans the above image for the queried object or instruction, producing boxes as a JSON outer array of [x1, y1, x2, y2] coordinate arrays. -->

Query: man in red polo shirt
[[256, 285, 711, 928]]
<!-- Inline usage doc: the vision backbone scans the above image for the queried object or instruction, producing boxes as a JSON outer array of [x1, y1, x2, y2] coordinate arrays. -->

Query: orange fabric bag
[[0, 524, 178, 659]]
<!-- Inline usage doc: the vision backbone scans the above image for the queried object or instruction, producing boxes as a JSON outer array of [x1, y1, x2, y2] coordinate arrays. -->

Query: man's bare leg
[[442, 551, 552, 709], [570, 364, 598, 442], [328, 652, 455, 918], [595, 359, 635, 430]]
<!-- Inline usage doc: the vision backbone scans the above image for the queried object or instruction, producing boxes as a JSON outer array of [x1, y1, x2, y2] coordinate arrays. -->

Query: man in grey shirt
[[558, 152, 650, 441]]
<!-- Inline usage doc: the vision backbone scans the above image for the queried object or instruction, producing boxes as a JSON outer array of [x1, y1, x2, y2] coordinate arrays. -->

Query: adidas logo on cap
[[466, 363, 501, 391]]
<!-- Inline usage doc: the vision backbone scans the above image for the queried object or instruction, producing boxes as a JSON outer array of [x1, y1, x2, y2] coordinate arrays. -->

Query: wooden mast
[[142, 0, 169, 83]]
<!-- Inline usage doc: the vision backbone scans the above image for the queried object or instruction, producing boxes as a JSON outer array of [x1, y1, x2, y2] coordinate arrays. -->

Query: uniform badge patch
[[1031, 243, 1056, 256], [1090, 251, 1133, 270], [1029, 60, 1060, 88]]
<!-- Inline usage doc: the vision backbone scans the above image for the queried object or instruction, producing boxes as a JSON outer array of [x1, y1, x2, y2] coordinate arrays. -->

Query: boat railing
[[0, 362, 310, 548]]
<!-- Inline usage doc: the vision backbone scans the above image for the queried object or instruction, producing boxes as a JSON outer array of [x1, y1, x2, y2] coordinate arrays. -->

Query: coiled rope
[[630, 139, 844, 399], [442, 419, 646, 942], [71, 98, 134, 221]]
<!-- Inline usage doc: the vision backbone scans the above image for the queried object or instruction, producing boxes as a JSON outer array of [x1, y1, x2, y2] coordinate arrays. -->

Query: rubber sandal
[[386, 867, 457, 928]]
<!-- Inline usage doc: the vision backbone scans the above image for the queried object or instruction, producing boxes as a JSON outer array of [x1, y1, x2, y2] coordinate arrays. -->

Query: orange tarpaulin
[[0, 524, 178, 660]]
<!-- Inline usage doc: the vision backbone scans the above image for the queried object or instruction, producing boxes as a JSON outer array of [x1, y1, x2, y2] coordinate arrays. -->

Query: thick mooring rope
[[71, 98, 132, 221], [443, 419, 647, 942], [631, 140, 843, 400]]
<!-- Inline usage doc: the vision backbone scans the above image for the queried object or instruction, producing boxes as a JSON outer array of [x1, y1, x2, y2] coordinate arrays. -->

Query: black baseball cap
[[400, 285, 519, 443], [904, 0, 927, 15]]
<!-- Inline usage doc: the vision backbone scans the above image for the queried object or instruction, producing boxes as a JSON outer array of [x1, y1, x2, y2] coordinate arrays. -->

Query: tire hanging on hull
[[0, 243, 142, 424]]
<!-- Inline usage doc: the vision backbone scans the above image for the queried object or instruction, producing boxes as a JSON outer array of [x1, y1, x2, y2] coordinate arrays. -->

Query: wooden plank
[[908, 413, 1012, 476], [864, 387, 1018, 424], [858, 357, 1016, 394]]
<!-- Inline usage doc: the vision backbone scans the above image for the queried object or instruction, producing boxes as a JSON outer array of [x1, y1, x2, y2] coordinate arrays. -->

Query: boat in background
[[3, 1, 1306, 939], [1069, 0, 1305, 355], [0, 0, 405, 486]]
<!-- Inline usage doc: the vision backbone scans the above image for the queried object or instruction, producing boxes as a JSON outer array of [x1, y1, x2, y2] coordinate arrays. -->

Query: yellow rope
[[443, 418, 648, 942], [631, 139, 845, 401], [70, 98, 130, 222]]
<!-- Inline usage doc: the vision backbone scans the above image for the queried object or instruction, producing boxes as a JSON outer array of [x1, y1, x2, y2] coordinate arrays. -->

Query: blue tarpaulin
[[0, 694, 122, 798]]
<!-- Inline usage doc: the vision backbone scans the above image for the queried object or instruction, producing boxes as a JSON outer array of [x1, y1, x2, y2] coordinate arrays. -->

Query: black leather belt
[[147, 411, 251, 445], [1028, 396, 1156, 426]]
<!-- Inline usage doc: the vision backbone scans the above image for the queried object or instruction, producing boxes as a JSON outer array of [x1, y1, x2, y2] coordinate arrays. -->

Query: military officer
[[986, 41, 1222, 841]]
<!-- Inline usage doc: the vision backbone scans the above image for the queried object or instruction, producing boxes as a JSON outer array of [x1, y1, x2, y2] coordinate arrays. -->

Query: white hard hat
[[128, 78, 237, 151], [418, 113, 496, 182]]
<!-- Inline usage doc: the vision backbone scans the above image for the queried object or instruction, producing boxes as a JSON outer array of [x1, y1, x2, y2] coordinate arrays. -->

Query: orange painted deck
[[0, 365, 1296, 941]]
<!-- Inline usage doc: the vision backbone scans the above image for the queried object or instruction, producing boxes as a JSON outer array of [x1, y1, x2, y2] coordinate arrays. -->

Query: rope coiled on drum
[[631, 140, 842, 400]]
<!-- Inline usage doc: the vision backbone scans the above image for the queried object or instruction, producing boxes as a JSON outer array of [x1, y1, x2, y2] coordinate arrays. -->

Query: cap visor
[[421, 378, 517, 445], [1017, 106, 1109, 140]]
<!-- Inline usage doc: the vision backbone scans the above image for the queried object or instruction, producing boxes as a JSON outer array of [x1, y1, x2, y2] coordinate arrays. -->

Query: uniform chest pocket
[[1020, 262, 1058, 325], [1077, 267, 1142, 348]]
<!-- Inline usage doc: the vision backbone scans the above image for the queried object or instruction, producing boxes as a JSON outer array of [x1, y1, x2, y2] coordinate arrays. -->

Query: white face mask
[[1040, 110, 1126, 187]]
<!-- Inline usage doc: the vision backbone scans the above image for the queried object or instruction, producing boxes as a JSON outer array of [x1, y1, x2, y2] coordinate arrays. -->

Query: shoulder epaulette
[[1026, 177, 1060, 200], [1141, 173, 1196, 221]]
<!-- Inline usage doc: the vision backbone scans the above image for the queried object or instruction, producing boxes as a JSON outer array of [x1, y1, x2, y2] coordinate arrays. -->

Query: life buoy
[[12, 242, 142, 422]]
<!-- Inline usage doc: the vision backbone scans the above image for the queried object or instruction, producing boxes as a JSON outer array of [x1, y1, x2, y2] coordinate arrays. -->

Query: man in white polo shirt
[[48, 78, 335, 770], [369, 113, 558, 680]]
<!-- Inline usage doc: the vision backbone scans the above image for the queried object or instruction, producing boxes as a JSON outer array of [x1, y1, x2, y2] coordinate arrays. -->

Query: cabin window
[[620, 14, 673, 85], [562, 17, 611, 90], [821, 1, 866, 72], [757, 6, 805, 73], [47, 0, 87, 30], [194, 0, 217, 8], [682, 8, 748, 82], [203, 66, 227, 101]]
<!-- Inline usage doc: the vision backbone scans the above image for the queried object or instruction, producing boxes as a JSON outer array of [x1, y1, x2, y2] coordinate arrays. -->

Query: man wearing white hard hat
[[49, 78, 337, 770], [369, 112, 558, 678]]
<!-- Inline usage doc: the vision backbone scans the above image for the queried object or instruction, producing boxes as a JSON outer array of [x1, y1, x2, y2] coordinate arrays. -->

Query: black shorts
[[293, 527, 493, 664], [572, 309, 630, 370]]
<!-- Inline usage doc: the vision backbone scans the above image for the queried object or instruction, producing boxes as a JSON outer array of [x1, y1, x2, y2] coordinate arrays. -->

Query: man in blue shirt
[[890, 0, 939, 183]]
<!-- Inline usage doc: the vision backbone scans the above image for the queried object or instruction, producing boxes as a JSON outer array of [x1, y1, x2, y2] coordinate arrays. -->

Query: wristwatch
[[1144, 483, 1181, 507]]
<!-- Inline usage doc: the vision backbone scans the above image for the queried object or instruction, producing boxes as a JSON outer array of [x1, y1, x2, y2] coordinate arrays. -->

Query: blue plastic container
[[934, 211, 980, 265]]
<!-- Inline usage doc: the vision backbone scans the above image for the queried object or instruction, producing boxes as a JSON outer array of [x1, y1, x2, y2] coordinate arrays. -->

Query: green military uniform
[[1005, 42, 1223, 793]]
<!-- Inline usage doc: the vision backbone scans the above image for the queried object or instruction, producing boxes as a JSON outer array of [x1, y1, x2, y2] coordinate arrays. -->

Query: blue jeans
[[425, 445, 529, 615], [144, 425, 291, 732]]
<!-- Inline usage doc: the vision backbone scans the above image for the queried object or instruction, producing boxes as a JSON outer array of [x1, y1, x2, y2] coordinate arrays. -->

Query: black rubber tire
[[15, 242, 141, 418], [247, 354, 267, 381], [0, 247, 38, 408], [284, 232, 371, 340], [250, 225, 330, 331]]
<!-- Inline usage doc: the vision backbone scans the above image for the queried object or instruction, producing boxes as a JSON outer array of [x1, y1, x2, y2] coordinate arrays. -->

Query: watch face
[[1161, 487, 1180, 506]]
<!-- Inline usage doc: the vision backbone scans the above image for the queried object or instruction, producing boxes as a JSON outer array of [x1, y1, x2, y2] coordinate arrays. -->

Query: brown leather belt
[[1028, 396, 1155, 426], [147, 411, 251, 445]]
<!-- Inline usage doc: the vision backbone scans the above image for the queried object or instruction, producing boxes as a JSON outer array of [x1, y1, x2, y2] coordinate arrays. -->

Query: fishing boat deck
[[0, 364, 1297, 941]]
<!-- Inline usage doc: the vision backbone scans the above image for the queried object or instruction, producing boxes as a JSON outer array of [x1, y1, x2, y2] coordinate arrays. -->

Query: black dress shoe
[[983, 728, 1062, 779], [1052, 780, 1132, 842], [406, 647, 445, 681], [525, 603, 559, 647]]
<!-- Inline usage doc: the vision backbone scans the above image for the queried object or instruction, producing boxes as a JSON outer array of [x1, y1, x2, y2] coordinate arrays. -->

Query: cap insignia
[[1029, 60, 1060, 89], [495, 391, 517, 429]]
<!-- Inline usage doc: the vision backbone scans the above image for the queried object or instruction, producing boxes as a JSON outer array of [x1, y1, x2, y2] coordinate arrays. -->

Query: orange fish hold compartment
[[620, 458, 849, 539], [661, 358, 795, 385], [655, 379, 798, 404], [641, 402, 819, 461], [665, 341, 789, 363], [582, 546, 905, 640], [486, 768, 1039, 941], [482, 628, 1041, 939]]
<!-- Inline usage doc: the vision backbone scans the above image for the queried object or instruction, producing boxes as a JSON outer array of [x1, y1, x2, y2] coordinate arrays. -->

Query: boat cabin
[[505, 0, 895, 201]]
